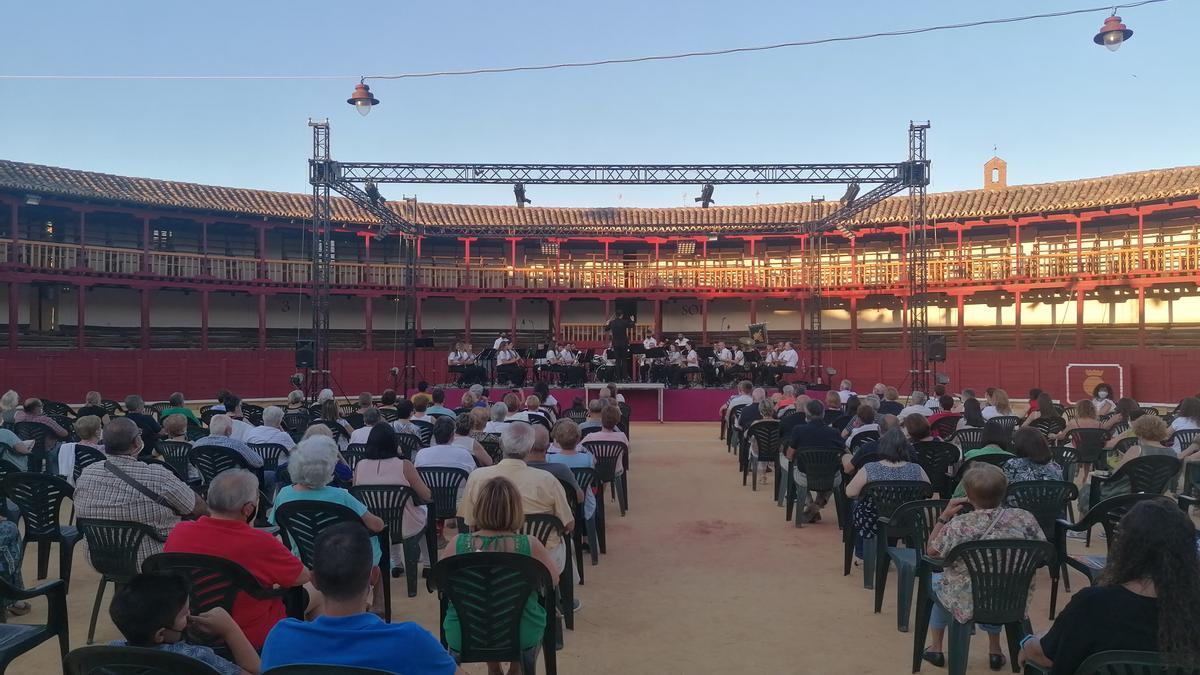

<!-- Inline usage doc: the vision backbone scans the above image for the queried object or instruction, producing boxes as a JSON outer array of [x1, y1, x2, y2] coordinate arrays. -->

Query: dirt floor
[[18, 422, 1072, 674]]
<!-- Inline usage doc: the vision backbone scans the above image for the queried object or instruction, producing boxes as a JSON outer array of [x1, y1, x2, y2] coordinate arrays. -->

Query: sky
[[1, 0, 1196, 209]]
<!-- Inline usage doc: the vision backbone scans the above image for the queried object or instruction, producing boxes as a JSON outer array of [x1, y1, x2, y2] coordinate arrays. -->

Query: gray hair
[[469, 384, 484, 397], [840, 379, 853, 391], [124, 394, 145, 412], [102, 417, 141, 455], [287, 390, 304, 405], [209, 414, 234, 437], [530, 424, 550, 453], [362, 407, 381, 426], [782, 385, 795, 396], [751, 387, 766, 402], [262, 405, 284, 428], [317, 388, 334, 403], [490, 403, 508, 422], [588, 399, 603, 413], [207, 469, 259, 514], [290, 436, 339, 487], [961, 388, 977, 400], [500, 422, 535, 459], [873, 383, 887, 396], [877, 427, 910, 462], [0, 390, 18, 410], [879, 414, 899, 432], [910, 391, 928, 405], [862, 395, 881, 411]]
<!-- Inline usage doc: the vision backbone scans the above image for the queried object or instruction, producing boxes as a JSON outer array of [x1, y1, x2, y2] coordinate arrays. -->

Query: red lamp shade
[[347, 82, 380, 115], [1093, 15, 1133, 52]]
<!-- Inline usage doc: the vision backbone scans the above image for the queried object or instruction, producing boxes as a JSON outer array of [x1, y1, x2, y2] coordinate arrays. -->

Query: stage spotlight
[[841, 182, 860, 207], [346, 80, 380, 116], [695, 184, 715, 208], [539, 239, 560, 256], [24, 194, 40, 206], [514, 183, 531, 208], [676, 240, 696, 256], [389, 366, 400, 376], [365, 181, 384, 207], [935, 373, 951, 385], [1094, 14, 1132, 51], [289, 373, 304, 388]]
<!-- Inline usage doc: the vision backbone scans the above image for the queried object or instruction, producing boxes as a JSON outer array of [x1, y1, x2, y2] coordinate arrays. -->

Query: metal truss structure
[[308, 121, 930, 394]]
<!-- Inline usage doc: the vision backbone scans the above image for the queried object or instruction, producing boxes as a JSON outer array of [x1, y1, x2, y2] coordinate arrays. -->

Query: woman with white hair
[[0, 391, 18, 426], [285, 390, 306, 413], [484, 403, 509, 434], [316, 388, 335, 404], [270, 436, 387, 613]]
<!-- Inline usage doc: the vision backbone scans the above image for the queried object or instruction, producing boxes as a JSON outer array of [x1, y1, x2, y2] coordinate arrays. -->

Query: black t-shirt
[[789, 421, 844, 472], [1040, 585, 1158, 675], [879, 400, 904, 416], [605, 318, 634, 346], [124, 412, 162, 457], [76, 405, 108, 419]]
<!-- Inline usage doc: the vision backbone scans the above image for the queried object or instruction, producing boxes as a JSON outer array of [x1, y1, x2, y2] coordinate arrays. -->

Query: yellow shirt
[[458, 458, 574, 549]]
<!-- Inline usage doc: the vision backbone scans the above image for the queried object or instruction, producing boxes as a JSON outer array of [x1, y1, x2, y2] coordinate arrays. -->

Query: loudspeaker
[[927, 335, 947, 362], [295, 340, 315, 368], [414, 338, 435, 348]]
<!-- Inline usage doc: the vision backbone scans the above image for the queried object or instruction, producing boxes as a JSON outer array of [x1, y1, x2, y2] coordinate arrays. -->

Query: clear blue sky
[[1, 1, 1195, 208]]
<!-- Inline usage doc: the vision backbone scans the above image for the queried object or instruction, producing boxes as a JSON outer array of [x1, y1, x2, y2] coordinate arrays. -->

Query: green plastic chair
[[873, 498, 946, 632], [1022, 649, 1200, 674]]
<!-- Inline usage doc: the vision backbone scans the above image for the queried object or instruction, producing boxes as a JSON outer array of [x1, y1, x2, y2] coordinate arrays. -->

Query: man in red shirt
[[165, 469, 322, 648]]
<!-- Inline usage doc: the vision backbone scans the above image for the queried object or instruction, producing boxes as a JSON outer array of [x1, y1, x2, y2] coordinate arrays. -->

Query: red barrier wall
[[2, 348, 1198, 409]]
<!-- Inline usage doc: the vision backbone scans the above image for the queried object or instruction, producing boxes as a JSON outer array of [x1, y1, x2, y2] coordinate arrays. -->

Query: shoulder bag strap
[[103, 460, 190, 518]]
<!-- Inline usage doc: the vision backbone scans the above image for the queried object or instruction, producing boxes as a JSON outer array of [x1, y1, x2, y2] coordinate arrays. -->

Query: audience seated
[[1120, 414, 1177, 460], [846, 428, 930, 499], [1090, 382, 1117, 417], [1002, 428, 1062, 485], [981, 389, 1014, 420], [548, 420, 597, 521], [959, 398, 987, 430], [0, 390, 18, 426], [927, 395, 959, 435], [484, 403, 510, 434], [349, 407, 383, 445], [353, 424, 432, 571], [842, 414, 900, 476], [110, 572, 259, 675], [459, 424, 574, 580], [898, 391, 934, 421], [951, 421, 1014, 498], [581, 405, 629, 447], [270, 436, 387, 613], [525, 425, 585, 506], [878, 386, 903, 416], [411, 382, 433, 407], [195, 415, 264, 469], [56, 414, 101, 481], [427, 389, 456, 418], [415, 417, 481, 476], [159, 392, 199, 424], [378, 388, 399, 413], [452, 413, 493, 467], [533, 381, 558, 412], [391, 399, 419, 436], [921, 464, 1045, 670], [1021, 392, 1060, 428], [357, 391, 374, 413], [122, 395, 163, 457], [577, 400, 604, 433], [412, 398, 432, 423], [843, 405, 879, 447], [161, 414, 189, 443], [15, 397, 70, 439], [284, 389, 307, 413], [837, 379, 857, 404], [783, 400, 844, 523], [76, 390, 110, 424], [244, 405, 297, 450], [164, 470, 322, 648], [75, 417, 207, 565], [1019, 499, 1200, 674], [261, 522, 460, 674], [222, 395, 255, 442]]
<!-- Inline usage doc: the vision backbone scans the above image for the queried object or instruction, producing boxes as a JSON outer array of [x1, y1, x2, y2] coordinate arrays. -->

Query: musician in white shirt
[[771, 341, 799, 385], [448, 341, 486, 385], [675, 345, 703, 387], [495, 339, 526, 387]]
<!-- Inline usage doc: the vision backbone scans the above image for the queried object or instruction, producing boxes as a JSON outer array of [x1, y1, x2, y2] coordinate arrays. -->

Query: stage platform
[[441, 386, 734, 423]]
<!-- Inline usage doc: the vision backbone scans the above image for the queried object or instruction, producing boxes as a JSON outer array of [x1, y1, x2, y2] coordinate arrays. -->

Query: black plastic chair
[[156, 440, 194, 483], [142, 552, 300, 619], [396, 433, 422, 461], [431, 552, 558, 675], [241, 403, 265, 426], [565, 408, 588, 424], [416, 466, 470, 532], [911, 441, 961, 498], [873, 498, 946, 632], [1055, 493, 1171, 590], [1005, 480, 1079, 618], [41, 400, 76, 419], [342, 444, 367, 472], [349, 484, 435, 598], [64, 645, 224, 674], [12, 421, 55, 473], [248, 443, 290, 476], [1028, 417, 1066, 438], [949, 428, 985, 453], [412, 420, 434, 447], [0, 577, 68, 673], [1088, 454, 1180, 513], [930, 415, 962, 439], [188, 444, 255, 491], [726, 404, 747, 455], [849, 430, 880, 453], [478, 435, 502, 464], [2, 473, 81, 587], [1069, 428, 1112, 471], [581, 440, 629, 517], [72, 444, 107, 484], [273, 501, 391, 622], [743, 419, 782, 500], [282, 412, 311, 443], [785, 447, 841, 527], [1027, 649, 1200, 675], [521, 513, 575, 631], [1051, 445, 1080, 485], [990, 415, 1022, 437], [100, 399, 125, 417], [76, 518, 166, 644], [845, 480, 933, 589], [911, 539, 1056, 675], [263, 666, 392, 674], [570, 467, 604, 562], [343, 412, 365, 430]]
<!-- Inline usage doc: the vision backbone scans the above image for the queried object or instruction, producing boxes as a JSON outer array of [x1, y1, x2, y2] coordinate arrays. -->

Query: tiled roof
[[1, 159, 1198, 236]]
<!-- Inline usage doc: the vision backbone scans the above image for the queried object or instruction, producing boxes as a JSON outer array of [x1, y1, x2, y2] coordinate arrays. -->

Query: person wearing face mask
[[75, 417, 209, 566], [165, 469, 324, 649], [1091, 383, 1116, 417]]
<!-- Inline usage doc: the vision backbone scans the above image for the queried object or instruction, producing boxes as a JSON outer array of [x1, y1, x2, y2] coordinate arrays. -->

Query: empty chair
[[0, 575, 69, 673], [1, 473, 81, 587], [582, 440, 629, 517], [76, 518, 166, 644], [910, 441, 960, 499], [948, 428, 985, 454], [1004, 480, 1079, 618]]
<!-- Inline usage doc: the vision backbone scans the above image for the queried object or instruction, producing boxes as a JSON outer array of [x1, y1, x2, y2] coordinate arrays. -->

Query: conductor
[[604, 310, 636, 382]]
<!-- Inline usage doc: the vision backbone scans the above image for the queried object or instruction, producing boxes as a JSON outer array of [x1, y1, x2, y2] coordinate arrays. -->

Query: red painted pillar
[[551, 299, 560, 342], [140, 288, 151, 349], [1014, 223, 1022, 277], [701, 298, 709, 344], [508, 238, 518, 267], [257, 292, 267, 352], [463, 298, 473, 342], [200, 290, 209, 351], [1014, 290, 1023, 350], [850, 238, 858, 284], [956, 294, 965, 350], [748, 238, 758, 286], [653, 299, 662, 336], [364, 296, 374, 350], [849, 297, 859, 350], [200, 220, 210, 276], [749, 297, 757, 324], [1075, 217, 1084, 273], [7, 282, 17, 350], [1075, 287, 1085, 349], [509, 298, 517, 342], [603, 240, 610, 261], [76, 284, 86, 349], [900, 232, 908, 282], [701, 238, 708, 259], [256, 224, 267, 279], [653, 241, 660, 262], [1137, 210, 1145, 269], [141, 216, 151, 273], [78, 210, 88, 268], [9, 202, 18, 263], [1137, 286, 1146, 349]]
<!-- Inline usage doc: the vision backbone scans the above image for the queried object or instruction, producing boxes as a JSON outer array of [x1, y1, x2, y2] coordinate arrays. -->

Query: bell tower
[[984, 156, 1007, 190]]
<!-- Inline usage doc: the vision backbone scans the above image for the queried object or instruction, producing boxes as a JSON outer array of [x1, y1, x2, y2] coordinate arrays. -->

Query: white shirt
[[717, 348, 733, 365], [643, 337, 658, 350], [846, 423, 881, 448], [494, 337, 507, 349], [733, 349, 745, 366], [230, 418, 253, 442], [980, 405, 1012, 420], [686, 350, 699, 367], [543, 394, 559, 407], [536, 349, 556, 366], [780, 349, 799, 368], [243, 425, 296, 450], [497, 349, 518, 364], [348, 425, 373, 445], [448, 350, 471, 365], [837, 389, 856, 404], [452, 435, 475, 452], [668, 350, 683, 365], [1093, 397, 1116, 415], [726, 394, 754, 410], [483, 421, 508, 434], [558, 350, 576, 365], [414, 443, 478, 475], [898, 404, 934, 420]]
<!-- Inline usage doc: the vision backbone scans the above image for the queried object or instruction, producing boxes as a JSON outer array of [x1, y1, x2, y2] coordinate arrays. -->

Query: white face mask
[[1097, 391, 1109, 399]]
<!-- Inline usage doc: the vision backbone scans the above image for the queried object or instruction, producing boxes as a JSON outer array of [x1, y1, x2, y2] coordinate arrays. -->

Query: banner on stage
[[1064, 363, 1125, 404]]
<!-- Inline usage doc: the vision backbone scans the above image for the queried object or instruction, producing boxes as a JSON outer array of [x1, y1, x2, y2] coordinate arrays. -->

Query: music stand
[[696, 346, 715, 360], [628, 344, 646, 356], [478, 348, 498, 386], [645, 347, 667, 359]]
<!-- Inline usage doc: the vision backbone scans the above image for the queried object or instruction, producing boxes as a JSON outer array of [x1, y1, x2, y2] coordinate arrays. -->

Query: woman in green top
[[442, 476, 558, 675], [951, 421, 1014, 498], [159, 392, 199, 423]]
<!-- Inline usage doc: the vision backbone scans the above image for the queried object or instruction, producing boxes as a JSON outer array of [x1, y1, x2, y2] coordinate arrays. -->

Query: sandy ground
[[16, 422, 1071, 674]]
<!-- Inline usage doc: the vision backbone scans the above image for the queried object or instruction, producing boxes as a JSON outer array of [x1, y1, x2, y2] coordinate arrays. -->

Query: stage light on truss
[[694, 184, 715, 208], [347, 80, 380, 116], [365, 181, 384, 207], [1094, 14, 1132, 51], [840, 182, 860, 206], [675, 240, 696, 256], [540, 239, 560, 256], [514, 183, 531, 208], [24, 194, 41, 206]]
